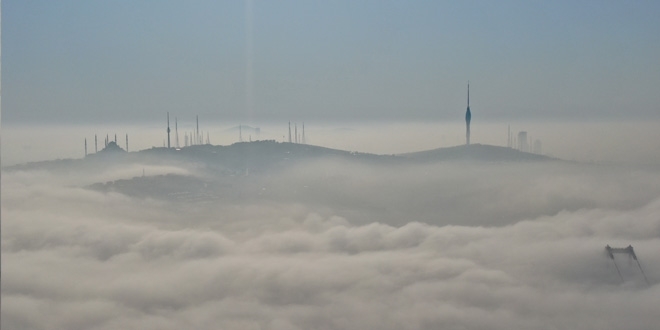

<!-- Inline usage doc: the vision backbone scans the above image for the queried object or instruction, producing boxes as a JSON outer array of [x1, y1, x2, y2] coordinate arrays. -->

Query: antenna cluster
[[287, 121, 306, 144]]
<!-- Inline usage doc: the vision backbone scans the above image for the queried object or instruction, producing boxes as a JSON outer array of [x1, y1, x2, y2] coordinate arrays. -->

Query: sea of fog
[[2, 120, 660, 329]]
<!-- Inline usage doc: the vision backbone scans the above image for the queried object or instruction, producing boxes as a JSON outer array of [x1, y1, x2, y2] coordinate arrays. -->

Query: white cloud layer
[[3, 159, 660, 330]]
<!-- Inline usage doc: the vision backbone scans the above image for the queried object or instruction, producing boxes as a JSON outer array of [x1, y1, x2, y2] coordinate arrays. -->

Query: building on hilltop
[[99, 141, 126, 153], [533, 139, 542, 154], [517, 131, 528, 152]]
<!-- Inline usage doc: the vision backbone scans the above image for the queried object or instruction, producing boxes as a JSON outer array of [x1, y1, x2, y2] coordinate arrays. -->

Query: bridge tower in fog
[[465, 82, 471, 145]]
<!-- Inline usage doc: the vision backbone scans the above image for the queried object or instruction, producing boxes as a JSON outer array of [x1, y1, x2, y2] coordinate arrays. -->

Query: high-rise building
[[533, 139, 542, 154], [517, 131, 528, 152]]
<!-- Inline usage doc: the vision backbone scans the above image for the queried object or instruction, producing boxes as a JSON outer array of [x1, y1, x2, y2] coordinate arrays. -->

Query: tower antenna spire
[[467, 81, 470, 107]]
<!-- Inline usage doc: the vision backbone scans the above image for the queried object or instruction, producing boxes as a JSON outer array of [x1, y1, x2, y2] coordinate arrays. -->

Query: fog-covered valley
[[5, 0, 660, 328], [3, 141, 660, 329]]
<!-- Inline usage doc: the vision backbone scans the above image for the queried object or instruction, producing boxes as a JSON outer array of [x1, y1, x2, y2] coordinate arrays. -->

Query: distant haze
[[3, 121, 660, 166]]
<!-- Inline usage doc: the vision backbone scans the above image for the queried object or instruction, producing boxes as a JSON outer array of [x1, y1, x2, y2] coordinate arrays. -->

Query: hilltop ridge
[[4, 140, 556, 174], [402, 143, 555, 162]]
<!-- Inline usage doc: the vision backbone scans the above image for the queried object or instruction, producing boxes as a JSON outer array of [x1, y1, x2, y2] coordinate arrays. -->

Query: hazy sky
[[4, 1, 660, 124]]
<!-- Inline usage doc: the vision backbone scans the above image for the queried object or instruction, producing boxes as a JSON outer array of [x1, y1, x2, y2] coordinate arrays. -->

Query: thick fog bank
[[82, 158, 660, 228], [3, 160, 660, 330]]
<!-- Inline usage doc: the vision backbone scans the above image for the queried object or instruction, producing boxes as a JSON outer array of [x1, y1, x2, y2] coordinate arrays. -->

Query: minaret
[[302, 123, 306, 144], [239, 125, 243, 142], [95, 134, 98, 153], [167, 112, 171, 148], [196, 115, 199, 145], [295, 124, 298, 144], [126, 134, 129, 152], [85, 138, 88, 156], [465, 82, 471, 145]]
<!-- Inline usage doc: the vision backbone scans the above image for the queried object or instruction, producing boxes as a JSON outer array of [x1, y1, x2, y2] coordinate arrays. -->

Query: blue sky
[[3, 0, 660, 124]]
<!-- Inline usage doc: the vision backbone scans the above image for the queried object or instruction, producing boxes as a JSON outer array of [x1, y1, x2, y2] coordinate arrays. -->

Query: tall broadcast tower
[[465, 82, 472, 145]]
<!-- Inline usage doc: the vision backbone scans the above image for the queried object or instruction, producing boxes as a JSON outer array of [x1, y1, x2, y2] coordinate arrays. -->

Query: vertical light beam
[[245, 0, 254, 120], [465, 82, 471, 145], [175, 117, 179, 148], [167, 112, 171, 149]]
